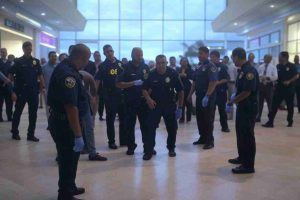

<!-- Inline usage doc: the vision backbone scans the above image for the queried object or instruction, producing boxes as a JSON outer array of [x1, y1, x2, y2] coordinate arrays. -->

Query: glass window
[[120, 41, 141, 59], [120, 0, 140, 19], [100, 0, 119, 19], [76, 20, 99, 40], [164, 0, 183, 20], [260, 35, 269, 46], [163, 41, 184, 59], [298, 40, 300, 53], [77, 0, 98, 19], [225, 33, 245, 41], [142, 0, 163, 19], [99, 20, 119, 40], [98, 40, 120, 59], [288, 23, 298, 41], [142, 21, 162, 40], [120, 21, 141, 40], [227, 41, 244, 50], [185, 21, 204, 40], [142, 41, 163, 61], [270, 45, 280, 59], [205, 21, 225, 40], [164, 21, 183, 40], [77, 42, 99, 55], [287, 41, 297, 53], [185, 0, 205, 19], [270, 32, 280, 44], [248, 38, 259, 49], [59, 31, 75, 39], [59, 40, 75, 54], [205, 0, 226, 20], [298, 22, 300, 40], [259, 48, 269, 63]]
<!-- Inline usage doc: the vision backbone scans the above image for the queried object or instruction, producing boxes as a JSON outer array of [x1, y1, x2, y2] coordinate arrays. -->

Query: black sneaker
[[228, 157, 241, 164], [232, 165, 255, 174], [193, 138, 205, 145], [108, 143, 118, 150], [27, 136, 39, 142], [262, 122, 274, 128], [143, 153, 152, 160], [221, 128, 230, 133], [203, 143, 214, 150], [287, 122, 293, 127], [72, 187, 85, 195], [12, 134, 21, 140], [143, 149, 157, 155], [126, 144, 137, 155], [168, 150, 176, 157], [89, 153, 107, 161]]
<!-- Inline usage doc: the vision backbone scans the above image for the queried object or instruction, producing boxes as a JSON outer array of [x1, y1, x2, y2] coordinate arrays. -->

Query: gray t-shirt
[[42, 62, 56, 90]]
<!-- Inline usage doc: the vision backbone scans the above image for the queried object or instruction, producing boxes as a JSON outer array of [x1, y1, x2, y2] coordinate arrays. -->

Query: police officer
[[226, 47, 259, 174], [142, 54, 184, 160], [262, 52, 299, 128], [187, 46, 218, 150], [48, 44, 89, 200], [9, 41, 46, 141], [0, 48, 13, 122], [210, 50, 230, 132], [95, 44, 126, 149], [116, 47, 151, 155]]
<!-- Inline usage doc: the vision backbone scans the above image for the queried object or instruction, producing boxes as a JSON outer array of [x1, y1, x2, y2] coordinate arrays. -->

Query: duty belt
[[49, 109, 67, 120]]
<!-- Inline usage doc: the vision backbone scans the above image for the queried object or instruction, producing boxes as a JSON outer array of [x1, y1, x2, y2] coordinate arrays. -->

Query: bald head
[[69, 44, 91, 70], [264, 54, 272, 64], [0, 48, 7, 59], [131, 47, 143, 64]]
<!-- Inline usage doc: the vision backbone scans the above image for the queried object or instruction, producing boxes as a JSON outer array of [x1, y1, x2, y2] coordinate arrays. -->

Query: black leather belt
[[49, 109, 67, 120]]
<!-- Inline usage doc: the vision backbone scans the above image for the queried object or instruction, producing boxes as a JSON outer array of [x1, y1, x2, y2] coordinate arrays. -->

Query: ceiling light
[[233, 22, 238, 26], [1, 6, 5, 9], [270, 4, 275, 8], [20, 0, 24, 2], [41, 12, 46, 16], [16, 12, 41, 28], [0, 26, 33, 40], [288, 16, 294, 21]]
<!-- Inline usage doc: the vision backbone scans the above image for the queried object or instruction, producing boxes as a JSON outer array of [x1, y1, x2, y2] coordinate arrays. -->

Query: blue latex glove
[[226, 104, 233, 113], [133, 80, 143, 86], [230, 93, 236, 102], [201, 95, 209, 107], [176, 108, 182, 120], [73, 136, 85, 152]]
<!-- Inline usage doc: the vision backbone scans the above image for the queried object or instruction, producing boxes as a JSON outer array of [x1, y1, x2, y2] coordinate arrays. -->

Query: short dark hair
[[48, 51, 56, 58], [156, 54, 167, 62], [210, 50, 220, 58], [103, 44, 112, 52], [169, 56, 176, 60], [199, 46, 209, 54], [68, 45, 75, 55], [94, 51, 100, 55], [22, 41, 32, 49], [223, 56, 229, 60], [58, 53, 68, 60], [232, 47, 246, 60], [280, 51, 289, 60]]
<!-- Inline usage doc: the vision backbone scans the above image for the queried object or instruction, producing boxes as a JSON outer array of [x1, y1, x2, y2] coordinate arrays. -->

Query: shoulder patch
[[65, 76, 76, 88], [246, 72, 254, 80], [32, 60, 37, 66]]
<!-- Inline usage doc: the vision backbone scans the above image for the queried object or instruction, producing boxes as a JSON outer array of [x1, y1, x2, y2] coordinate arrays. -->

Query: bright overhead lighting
[[270, 4, 275, 8], [40, 42, 56, 49], [1, 6, 5, 9], [16, 13, 41, 28], [41, 12, 46, 16], [20, 0, 24, 2], [288, 16, 294, 21], [0, 26, 33, 40], [42, 31, 56, 38], [233, 22, 238, 26]]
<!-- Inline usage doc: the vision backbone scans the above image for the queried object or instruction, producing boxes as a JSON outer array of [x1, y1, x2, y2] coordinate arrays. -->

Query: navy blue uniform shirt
[[142, 67, 183, 105], [116, 61, 150, 101], [0, 59, 12, 85], [94, 58, 123, 95], [276, 62, 298, 89], [193, 60, 218, 97], [9, 56, 42, 95], [236, 61, 259, 105], [47, 59, 90, 117], [215, 62, 229, 93]]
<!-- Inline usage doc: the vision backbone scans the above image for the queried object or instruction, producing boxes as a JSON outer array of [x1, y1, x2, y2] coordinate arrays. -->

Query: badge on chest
[[110, 69, 118, 75], [32, 60, 37, 66], [165, 77, 170, 83], [143, 69, 149, 80], [286, 67, 290, 71]]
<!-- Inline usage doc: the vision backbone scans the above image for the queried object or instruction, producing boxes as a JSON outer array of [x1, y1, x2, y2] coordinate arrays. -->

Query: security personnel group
[[1, 41, 300, 200]]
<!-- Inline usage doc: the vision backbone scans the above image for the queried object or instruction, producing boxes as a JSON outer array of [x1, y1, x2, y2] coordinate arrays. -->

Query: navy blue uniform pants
[[195, 95, 216, 144], [257, 83, 273, 120], [104, 93, 126, 145], [236, 102, 257, 169], [98, 91, 105, 118], [268, 87, 294, 124], [126, 99, 148, 150], [11, 93, 38, 136], [216, 91, 229, 130], [0, 88, 13, 121], [146, 103, 177, 153], [49, 115, 80, 200]]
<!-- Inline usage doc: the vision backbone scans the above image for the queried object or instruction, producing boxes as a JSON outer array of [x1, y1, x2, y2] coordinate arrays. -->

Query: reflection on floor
[[0, 106, 300, 200]]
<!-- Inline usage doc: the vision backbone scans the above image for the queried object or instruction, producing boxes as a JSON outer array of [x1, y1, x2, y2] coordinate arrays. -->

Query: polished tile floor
[[0, 105, 300, 200]]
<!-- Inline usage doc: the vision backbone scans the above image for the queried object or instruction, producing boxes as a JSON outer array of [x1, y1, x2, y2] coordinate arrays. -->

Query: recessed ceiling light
[[41, 12, 46, 16], [233, 22, 238, 26], [270, 4, 275, 8], [1, 6, 5, 9], [20, 0, 24, 3], [288, 16, 294, 21]]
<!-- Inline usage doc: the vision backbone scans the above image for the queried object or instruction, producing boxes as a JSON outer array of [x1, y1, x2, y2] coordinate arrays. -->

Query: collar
[[200, 59, 209, 65]]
